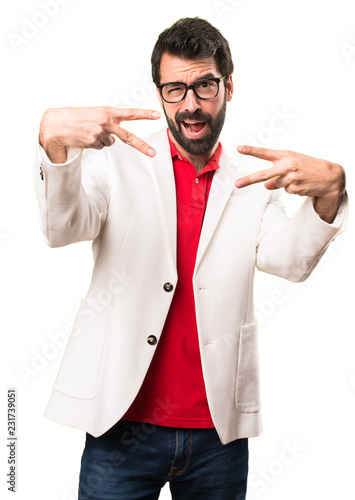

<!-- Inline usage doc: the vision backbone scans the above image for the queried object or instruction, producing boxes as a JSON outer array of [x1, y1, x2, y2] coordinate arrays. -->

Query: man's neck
[[168, 129, 218, 174]]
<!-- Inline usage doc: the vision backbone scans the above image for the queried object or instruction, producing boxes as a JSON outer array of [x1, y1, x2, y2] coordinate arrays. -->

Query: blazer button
[[147, 335, 157, 345], [163, 282, 174, 292]]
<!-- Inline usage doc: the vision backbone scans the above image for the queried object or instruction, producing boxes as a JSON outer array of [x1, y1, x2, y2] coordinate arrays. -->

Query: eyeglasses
[[157, 76, 226, 103]]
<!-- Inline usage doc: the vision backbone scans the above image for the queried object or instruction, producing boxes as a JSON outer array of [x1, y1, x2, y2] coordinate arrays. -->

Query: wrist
[[313, 192, 344, 224], [42, 142, 67, 164], [39, 132, 67, 164], [39, 109, 68, 164]]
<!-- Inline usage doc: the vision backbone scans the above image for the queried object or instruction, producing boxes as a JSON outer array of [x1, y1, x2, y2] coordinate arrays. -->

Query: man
[[34, 17, 347, 500]]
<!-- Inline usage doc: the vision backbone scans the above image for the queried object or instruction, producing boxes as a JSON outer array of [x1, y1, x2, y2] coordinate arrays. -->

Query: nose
[[183, 88, 202, 112]]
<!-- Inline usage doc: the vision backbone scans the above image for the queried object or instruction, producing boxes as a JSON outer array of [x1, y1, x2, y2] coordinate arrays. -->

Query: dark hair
[[151, 17, 234, 85]]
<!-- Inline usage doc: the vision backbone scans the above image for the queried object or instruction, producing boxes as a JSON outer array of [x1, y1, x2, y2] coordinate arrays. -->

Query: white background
[[1, 0, 355, 498]]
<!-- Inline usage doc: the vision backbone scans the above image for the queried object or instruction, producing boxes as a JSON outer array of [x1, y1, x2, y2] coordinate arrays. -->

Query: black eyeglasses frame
[[157, 76, 226, 103]]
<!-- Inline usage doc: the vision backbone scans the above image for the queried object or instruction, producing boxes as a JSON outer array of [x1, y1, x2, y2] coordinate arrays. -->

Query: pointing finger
[[114, 126, 157, 157], [237, 145, 282, 162], [111, 108, 161, 122], [235, 169, 281, 188]]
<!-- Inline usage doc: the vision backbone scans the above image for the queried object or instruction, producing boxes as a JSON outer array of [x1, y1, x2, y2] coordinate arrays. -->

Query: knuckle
[[333, 162, 346, 178], [89, 124, 102, 138], [123, 130, 134, 143], [98, 111, 110, 128], [97, 116, 107, 128], [126, 109, 136, 119], [88, 133, 101, 147], [101, 106, 111, 115], [258, 148, 268, 157], [287, 173, 297, 183], [286, 185, 300, 195], [95, 123, 104, 133]]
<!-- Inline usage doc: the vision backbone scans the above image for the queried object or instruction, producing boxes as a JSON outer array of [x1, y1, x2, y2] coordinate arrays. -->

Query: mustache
[[176, 110, 212, 124]]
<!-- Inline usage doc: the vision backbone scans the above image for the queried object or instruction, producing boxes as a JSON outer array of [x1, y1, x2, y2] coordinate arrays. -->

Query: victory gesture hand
[[235, 146, 346, 223], [39, 106, 161, 163]]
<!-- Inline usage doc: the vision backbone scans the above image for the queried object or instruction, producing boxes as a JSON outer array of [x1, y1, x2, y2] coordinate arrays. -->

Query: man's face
[[157, 53, 233, 156]]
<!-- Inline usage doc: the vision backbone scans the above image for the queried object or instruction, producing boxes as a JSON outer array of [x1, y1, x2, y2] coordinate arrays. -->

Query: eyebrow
[[196, 72, 217, 80], [162, 73, 219, 85]]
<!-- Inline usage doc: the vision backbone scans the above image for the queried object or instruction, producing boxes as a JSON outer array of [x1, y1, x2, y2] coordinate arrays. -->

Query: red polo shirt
[[123, 130, 222, 428]]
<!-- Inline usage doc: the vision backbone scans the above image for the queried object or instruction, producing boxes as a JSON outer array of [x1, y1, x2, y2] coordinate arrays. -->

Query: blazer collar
[[149, 128, 177, 269], [194, 148, 244, 271], [148, 128, 245, 273]]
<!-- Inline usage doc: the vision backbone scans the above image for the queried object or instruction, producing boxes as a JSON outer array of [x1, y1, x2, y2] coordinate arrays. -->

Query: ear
[[225, 75, 234, 102]]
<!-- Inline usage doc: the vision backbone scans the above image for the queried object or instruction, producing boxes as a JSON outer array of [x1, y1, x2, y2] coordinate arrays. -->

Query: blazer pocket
[[53, 300, 113, 400], [235, 322, 261, 413]]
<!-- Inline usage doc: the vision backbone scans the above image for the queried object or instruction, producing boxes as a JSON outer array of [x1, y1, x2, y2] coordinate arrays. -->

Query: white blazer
[[33, 128, 348, 444]]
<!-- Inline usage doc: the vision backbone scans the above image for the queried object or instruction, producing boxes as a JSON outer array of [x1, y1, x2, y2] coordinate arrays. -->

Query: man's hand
[[235, 146, 346, 223], [39, 106, 161, 164]]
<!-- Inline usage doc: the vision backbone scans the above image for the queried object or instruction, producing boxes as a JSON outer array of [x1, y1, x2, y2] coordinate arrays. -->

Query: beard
[[163, 97, 227, 156]]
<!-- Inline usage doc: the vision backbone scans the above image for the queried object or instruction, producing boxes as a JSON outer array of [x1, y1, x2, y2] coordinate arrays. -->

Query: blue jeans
[[78, 420, 248, 499]]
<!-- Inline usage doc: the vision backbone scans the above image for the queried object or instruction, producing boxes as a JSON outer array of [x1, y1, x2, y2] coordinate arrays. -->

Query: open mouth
[[181, 120, 207, 138]]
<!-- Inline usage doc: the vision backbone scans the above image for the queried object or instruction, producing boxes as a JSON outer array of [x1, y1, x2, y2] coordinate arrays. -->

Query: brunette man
[[35, 17, 347, 500]]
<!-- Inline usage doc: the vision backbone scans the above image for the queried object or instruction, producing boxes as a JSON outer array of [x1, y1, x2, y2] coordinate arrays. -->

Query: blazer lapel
[[148, 129, 244, 274], [149, 129, 177, 269], [194, 149, 243, 272]]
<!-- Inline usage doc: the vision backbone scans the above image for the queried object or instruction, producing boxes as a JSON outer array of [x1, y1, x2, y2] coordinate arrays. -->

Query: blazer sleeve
[[33, 144, 111, 248], [256, 190, 348, 282]]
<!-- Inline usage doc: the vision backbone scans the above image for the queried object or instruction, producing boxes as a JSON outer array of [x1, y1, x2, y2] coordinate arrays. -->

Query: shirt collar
[[167, 128, 222, 173]]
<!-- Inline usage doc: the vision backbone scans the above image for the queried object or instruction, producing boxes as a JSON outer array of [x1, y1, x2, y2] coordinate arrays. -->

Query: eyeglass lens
[[162, 80, 219, 102]]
